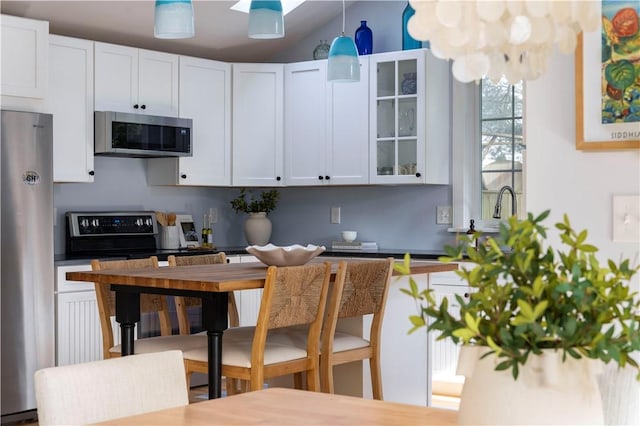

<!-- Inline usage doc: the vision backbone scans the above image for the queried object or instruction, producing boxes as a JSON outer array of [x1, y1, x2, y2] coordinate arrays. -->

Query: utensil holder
[[160, 225, 180, 249]]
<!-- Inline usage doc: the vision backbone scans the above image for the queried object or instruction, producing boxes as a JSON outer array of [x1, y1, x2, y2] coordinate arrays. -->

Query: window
[[450, 77, 525, 229], [479, 78, 525, 221]]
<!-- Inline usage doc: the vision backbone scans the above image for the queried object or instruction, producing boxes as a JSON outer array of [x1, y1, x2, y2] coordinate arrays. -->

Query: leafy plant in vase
[[395, 210, 640, 425], [230, 188, 280, 246]]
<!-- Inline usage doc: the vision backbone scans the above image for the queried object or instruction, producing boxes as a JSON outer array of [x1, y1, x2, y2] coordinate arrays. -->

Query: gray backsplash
[[53, 157, 455, 254]]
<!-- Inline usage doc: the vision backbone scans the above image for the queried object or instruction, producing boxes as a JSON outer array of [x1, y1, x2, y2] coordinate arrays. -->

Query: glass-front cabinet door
[[369, 49, 451, 185]]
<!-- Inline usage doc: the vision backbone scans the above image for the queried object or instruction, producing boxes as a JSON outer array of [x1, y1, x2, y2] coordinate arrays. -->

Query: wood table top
[[95, 387, 458, 425], [67, 258, 458, 293]]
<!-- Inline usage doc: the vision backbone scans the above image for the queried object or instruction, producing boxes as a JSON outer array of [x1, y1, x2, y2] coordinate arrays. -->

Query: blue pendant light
[[327, 0, 359, 82], [154, 0, 195, 39], [248, 0, 284, 39]]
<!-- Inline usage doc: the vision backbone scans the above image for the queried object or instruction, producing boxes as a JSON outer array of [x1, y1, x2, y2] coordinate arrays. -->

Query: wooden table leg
[[114, 287, 140, 356], [202, 293, 228, 399]]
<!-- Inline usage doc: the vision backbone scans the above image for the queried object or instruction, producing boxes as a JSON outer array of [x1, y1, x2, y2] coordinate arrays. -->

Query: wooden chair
[[291, 258, 394, 400], [91, 256, 205, 359], [166, 253, 239, 332], [34, 350, 188, 425], [167, 253, 240, 392], [182, 262, 332, 394]]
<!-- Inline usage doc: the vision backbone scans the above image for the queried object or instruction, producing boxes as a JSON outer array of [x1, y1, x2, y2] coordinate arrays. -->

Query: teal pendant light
[[154, 0, 194, 39], [248, 0, 284, 39], [327, 0, 359, 82]]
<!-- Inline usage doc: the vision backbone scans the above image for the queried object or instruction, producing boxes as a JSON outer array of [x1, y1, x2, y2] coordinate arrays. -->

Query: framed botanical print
[[575, 1, 640, 151]]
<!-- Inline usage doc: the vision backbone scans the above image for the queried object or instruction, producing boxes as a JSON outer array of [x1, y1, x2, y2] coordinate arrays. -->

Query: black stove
[[65, 211, 208, 260], [65, 211, 157, 257], [65, 211, 220, 261]]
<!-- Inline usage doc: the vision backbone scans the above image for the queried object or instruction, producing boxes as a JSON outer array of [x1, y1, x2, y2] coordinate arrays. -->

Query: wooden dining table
[[95, 387, 458, 425], [67, 257, 457, 400]]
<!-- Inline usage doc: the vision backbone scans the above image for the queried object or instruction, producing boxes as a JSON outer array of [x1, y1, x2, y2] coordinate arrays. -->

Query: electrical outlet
[[331, 207, 341, 224], [436, 205, 452, 225], [209, 207, 218, 224]]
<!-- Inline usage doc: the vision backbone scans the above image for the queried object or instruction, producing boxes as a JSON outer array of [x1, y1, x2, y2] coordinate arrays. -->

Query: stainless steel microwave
[[94, 111, 192, 157]]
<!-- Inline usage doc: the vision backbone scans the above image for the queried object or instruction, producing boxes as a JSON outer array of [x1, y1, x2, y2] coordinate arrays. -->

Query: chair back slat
[[90, 256, 169, 358], [167, 253, 238, 332], [267, 263, 330, 329], [337, 259, 392, 318]]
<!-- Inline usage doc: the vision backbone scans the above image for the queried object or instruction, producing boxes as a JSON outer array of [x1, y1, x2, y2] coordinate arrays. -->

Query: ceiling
[[1, 1, 351, 62]]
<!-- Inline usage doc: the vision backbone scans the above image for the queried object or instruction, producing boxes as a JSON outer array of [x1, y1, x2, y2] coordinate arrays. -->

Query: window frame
[[451, 79, 526, 231]]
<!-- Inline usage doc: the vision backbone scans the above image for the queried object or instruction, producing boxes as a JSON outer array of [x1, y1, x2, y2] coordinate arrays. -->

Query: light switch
[[331, 207, 341, 224], [612, 195, 640, 242]]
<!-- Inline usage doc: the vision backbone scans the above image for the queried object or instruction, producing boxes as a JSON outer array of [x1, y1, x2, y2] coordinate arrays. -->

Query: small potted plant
[[230, 188, 280, 246], [395, 210, 640, 424]]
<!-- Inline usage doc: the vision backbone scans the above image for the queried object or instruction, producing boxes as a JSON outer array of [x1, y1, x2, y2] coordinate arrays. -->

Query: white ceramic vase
[[456, 346, 604, 425], [244, 212, 272, 246]]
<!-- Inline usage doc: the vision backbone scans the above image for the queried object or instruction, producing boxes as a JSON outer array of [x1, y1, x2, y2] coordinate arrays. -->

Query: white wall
[[271, 1, 406, 62], [525, 48, 640, 425]]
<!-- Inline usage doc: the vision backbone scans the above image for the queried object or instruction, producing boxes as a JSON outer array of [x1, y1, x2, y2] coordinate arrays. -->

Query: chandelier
[[407, 0, 600, 83]]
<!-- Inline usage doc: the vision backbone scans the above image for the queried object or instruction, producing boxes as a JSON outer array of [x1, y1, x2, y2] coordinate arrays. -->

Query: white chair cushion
[[267, 327, 370, 353], [182, 331, 308, 368], [34, 350, 188, 426], [109, 334, 206, 355], [332, 331, 370, 352]]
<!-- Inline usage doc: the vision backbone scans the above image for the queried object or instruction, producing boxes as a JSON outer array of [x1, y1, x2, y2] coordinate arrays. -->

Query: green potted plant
[[395, 210, 640, 424], [230, 188, 280, 246]]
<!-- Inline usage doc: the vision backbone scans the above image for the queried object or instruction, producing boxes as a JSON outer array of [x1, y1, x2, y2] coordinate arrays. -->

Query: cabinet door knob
[[276, 176, 281, 181], [133, 104, 139, 109], [325, 175, 330, 180], [318, 176, 324, 180], [141, 105, 146, 110], [88, 170, 95, 176], [181, 174, 187, 179], [415, 172, 421, 178]]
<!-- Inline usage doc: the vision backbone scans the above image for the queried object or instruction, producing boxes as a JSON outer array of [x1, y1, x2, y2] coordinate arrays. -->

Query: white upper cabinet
[[284, 57, 369, 186], [326, 56, 370, 185], [232, 63, 284, 187], [284, 60, 328, 186], [1, 15, 48, 112], [148, 56, 232, 186], [1, 15, 48, 99], [48, 35, 95, 183], [369, 49, 450, 185], [94, 42, 179, 117]]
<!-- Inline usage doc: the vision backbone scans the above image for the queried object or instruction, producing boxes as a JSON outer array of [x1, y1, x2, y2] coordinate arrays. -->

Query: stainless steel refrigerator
[[1, 110, 55, 424]]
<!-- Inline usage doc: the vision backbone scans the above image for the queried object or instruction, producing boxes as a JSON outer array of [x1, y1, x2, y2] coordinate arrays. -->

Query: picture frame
[[176, 214, 199, 248], [575, 3, 640, 151]]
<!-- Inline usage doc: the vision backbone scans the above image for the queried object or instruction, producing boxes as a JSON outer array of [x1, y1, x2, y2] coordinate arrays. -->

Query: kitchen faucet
[[492, 185, 517, 219]]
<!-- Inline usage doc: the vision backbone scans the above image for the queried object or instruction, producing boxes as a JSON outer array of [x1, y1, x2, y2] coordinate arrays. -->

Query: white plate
[[246, 244, 326, 267]]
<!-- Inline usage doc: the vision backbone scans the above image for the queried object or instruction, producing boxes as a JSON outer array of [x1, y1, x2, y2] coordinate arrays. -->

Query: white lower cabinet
[[427, 266, 470, 407], [228, 255, 263, 326], [55, 263, 102, 366], [55, 263, 125, 366], [364, 263, 468, 406], [368, 273, 429, 404]]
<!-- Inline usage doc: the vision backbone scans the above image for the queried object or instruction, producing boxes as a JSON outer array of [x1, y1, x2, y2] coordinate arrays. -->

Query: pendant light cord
[[341, 0, 345, 36]]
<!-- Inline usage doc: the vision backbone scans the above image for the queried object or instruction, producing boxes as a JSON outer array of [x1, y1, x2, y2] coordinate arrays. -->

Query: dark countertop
[[55, 246, 449, 265]]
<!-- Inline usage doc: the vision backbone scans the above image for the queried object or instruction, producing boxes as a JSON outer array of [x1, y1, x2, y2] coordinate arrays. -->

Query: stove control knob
[[80, 218, 89, 228], [91, 219, 99, 227], [145, 218, 153, 227], [136, 218, 143, 227]]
